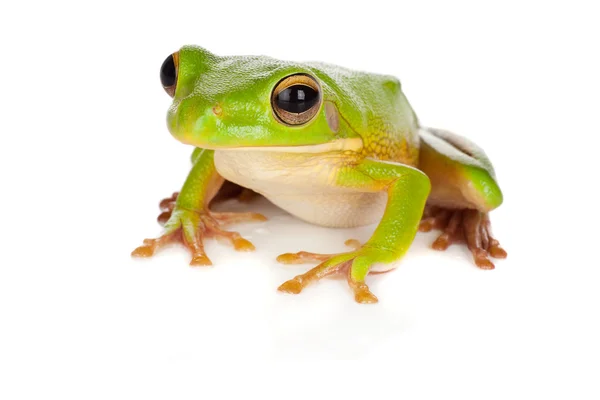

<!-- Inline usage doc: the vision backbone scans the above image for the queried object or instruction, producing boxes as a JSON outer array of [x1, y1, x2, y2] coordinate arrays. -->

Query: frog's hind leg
[[420, 207, 506, 269], [418, 127, 507, 269]]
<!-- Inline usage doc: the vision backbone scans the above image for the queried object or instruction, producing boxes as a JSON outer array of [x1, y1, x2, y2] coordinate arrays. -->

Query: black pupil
[[160, 55, 176, 87], [276, 85, 319, 113]]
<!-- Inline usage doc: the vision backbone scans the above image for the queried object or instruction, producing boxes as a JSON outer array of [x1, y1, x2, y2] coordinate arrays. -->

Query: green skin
[[134, 45, 504, 303]]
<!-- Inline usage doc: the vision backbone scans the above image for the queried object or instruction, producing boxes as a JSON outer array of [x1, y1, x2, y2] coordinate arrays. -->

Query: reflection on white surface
[[124, 195, 517, 359]]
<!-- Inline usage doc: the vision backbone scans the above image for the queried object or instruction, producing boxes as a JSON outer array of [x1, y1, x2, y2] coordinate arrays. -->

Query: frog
[[132, 45, 507, 304]]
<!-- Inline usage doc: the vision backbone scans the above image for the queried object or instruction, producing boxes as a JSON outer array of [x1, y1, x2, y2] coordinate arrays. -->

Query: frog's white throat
[[215, 138, 363, 153], [213, 137, 386, 228]]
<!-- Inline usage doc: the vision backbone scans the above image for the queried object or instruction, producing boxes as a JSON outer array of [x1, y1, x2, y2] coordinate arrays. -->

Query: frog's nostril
[[212, 104, 223, 117]]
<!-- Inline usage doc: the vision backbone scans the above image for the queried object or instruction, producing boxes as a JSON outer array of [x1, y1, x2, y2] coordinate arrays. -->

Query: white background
[[1, 0, 599, 398]]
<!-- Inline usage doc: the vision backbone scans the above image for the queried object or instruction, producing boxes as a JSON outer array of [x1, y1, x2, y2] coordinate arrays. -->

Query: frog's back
[[306, 61, 420, 166]]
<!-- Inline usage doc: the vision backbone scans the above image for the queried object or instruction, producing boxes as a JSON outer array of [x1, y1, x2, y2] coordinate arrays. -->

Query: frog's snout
[[166, 97, 222, 148]]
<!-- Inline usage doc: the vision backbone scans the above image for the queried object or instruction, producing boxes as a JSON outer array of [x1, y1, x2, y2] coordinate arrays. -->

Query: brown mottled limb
[[418, 127, 507, 269], [463, 210, 494, 269], [482, 213, 507, 259], [421, 207, 507, 269], [419, 206, 451, 232], [431, 209, 463, 251]]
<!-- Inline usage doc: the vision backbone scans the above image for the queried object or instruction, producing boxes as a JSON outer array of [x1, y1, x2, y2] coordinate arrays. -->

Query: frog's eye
[[271, 74, 321, 125], [160, 52, 179, 97]]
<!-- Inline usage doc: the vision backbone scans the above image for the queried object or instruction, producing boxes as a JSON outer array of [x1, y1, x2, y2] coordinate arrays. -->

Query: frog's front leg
[[156, 185, 261, 225], [277, 159, 430, 304], [418, 127, 507, 269], [156, 149, 259, 224], [132, 149, 266, 266]]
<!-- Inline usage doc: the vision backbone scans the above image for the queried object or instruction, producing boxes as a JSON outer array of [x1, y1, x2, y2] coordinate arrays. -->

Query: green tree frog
[[132, 46, 507, 304]]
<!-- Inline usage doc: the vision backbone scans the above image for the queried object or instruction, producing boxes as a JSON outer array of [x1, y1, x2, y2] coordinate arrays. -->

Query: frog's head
[[159, 45, 362, 153]]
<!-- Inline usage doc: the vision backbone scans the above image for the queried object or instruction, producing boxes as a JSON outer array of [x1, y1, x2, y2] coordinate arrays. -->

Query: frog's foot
[[133, 207, 265, 266], [156, 188, 261, 224], [276, 239, 361, 264], [420, 206, 507, 269], [132, 208, 212, 266], [277, 246, 394, 304], [157, 192, 179, 224], [201, 211, 266, 250], [418, 205, 451, 232]]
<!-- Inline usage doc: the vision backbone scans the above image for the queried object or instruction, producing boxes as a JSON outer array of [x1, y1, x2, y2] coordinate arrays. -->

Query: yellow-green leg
[[277, 158, 431, 304], [156, 148, 260, 224], [132, 149, 266, 266]]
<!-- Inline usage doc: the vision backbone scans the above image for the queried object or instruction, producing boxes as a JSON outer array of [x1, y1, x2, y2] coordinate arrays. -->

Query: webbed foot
[[156, 187, 261, 225], [276, 239, 361, 264], [277, 245, 395, 304], [419, 206, 507, 269], [133, 206, 266, 266], [157, 192, 179, 224]]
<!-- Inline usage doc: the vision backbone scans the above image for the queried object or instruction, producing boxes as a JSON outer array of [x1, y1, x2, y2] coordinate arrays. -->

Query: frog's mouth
[[169, 101, 364, 154], [207, 138, 363, 154]]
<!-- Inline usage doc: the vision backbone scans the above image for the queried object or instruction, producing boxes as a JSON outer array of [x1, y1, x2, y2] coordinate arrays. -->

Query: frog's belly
[[213, 150, 386, 228], [262, 191, 386, 228]]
